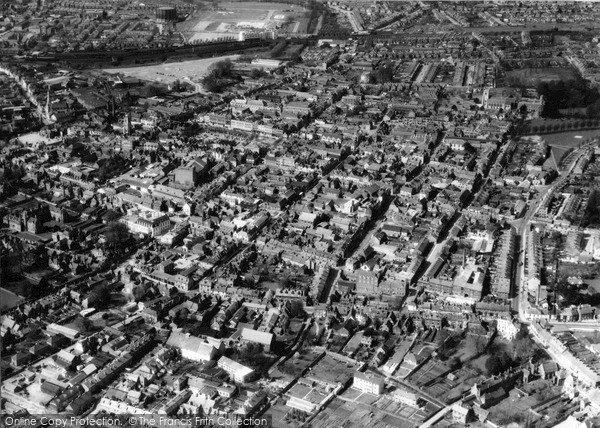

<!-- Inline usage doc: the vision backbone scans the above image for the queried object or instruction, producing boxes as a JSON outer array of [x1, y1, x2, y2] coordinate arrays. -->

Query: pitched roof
[[241, 328, 274, 346], [166, 332, 216, 360]]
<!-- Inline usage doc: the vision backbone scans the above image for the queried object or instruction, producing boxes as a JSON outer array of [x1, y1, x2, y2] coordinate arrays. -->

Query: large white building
[[496, 318, 519, 341], [121, 212, 171, 237], [217, 356, 255, 383], [166, 332, 219, 362], [392, 388, 420, 407], [353, 372, 384, 395]]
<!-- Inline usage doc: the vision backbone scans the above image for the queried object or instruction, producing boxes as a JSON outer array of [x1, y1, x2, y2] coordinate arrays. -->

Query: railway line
[[0, 38, 280, 67]]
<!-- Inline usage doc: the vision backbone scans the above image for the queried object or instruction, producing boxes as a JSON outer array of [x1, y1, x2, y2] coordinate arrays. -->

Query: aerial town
[[1, 1, 600, 427]]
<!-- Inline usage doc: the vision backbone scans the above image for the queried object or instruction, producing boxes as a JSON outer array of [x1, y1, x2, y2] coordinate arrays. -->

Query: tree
[[89, 285, 111, 310], [105, 222, 132, 254], [239, 343, 263, 361], [515, 324, 529, 340], [289, 300, 305, 318], [201, 73, 221, 93], [10, 163, 24, 180], [582, 190, 600, 228], [390, 295, 403, 310], [269, 39, 287, 58], [519, 104, 528, 116], [132, 284, 146, 301], [449, 356, 462, 369], [73, 316, 93, 332], [513, 337, 535, 362], [171, 79, 182, 92], [96, 155, 129, 182], [485, 355, 504, 375], [250, 68, 266, 79], [104, 209, 122, 222], [146, 84, 167, 97], [209, 59, 233, 79], [497, 350, 512, 368]]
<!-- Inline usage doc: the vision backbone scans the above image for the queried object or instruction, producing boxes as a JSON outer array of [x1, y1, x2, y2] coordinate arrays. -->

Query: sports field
[[180, 2, 309, 42]]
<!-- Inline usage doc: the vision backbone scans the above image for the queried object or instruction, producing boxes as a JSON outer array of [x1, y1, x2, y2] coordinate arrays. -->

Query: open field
[[503, 67, 579, 86], [103, 55, 240, 85], [180, 2, 310, 43]]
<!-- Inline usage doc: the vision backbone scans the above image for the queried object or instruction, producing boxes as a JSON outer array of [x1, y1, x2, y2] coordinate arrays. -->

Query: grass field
[[104, 55, 240, 85], [541, 129, 600, 147], [180, 2, 310, 43]]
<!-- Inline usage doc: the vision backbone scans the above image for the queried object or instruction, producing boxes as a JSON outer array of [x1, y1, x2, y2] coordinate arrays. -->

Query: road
[[514, 142, 597, 325], [0, 65, 53, 124], [415, 142, 600, 428]]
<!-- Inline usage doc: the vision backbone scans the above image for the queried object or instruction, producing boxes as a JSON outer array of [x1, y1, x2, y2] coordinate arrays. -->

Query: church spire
[[45, 85, 50, 119]]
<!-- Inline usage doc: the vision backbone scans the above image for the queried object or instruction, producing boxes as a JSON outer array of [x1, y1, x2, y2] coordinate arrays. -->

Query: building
[[144, 260, 197, 292], [353, 372, 384, 395], [492, 228, 516, 299], [530, 322, 600, 387], [496, 318, 519, 341], [527, 229, 543, 300], [240, 328, 274, 351], [392, 387, 420, 407], [217, 356, 255, 383], [166, 332, 219, 362], [46, 323, 80, 339], [517, 95, 544, 118], [250, 59, 282, 69], [452, 403, 472, 424], [173, 157, 208, 187], [239, 30, 275, 42], [121, 213, 171, 237]]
